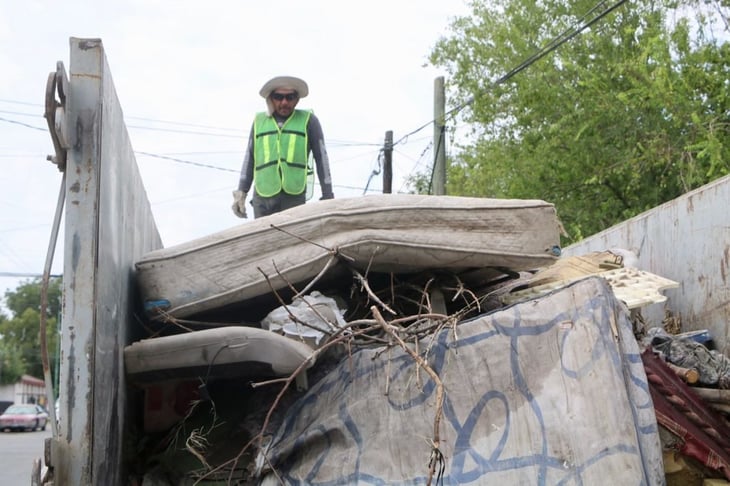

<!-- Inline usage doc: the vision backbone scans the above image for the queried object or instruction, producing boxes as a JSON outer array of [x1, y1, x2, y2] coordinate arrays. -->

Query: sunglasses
[[271, 92, 298, 101]]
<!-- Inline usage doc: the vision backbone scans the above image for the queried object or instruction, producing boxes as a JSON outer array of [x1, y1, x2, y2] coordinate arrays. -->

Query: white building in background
[[0, 374, 46, 413]]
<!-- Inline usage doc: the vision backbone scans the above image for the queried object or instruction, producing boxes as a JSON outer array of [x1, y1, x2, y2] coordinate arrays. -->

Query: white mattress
[[135, 194, 562, 319]]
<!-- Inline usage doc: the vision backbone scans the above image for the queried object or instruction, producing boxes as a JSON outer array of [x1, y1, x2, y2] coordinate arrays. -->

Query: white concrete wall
[[0, 381, 45, 406], [0, 384, 14, 403]]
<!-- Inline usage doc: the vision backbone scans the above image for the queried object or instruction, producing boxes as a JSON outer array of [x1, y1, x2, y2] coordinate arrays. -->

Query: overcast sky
[[0, 0, 471, 307]]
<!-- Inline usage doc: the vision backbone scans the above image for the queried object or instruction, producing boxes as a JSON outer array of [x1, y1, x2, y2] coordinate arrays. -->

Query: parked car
[[0, 404, 49, 432]]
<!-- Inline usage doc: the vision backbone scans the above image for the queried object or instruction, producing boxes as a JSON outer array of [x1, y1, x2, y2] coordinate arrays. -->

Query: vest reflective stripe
[[253, 110, 311, 197]]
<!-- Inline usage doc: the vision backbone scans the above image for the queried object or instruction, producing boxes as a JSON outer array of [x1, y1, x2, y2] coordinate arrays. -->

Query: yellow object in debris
[[503, 266, 679, 310], [526, 251, 622, 288], [662, 450, 687, 474], [703, 479, 730, 486]]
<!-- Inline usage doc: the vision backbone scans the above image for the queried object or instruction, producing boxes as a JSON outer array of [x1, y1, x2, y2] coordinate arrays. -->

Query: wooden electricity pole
[[383, 130, 393, 193], [433, 76, 446, 195]]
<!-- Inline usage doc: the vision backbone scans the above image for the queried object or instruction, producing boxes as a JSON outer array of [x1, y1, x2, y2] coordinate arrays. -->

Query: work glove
[[231, 190, 247, 218]]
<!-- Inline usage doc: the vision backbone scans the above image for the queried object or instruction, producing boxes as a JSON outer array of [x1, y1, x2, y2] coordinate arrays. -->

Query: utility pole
[[383, 130, 393, 194], [433, 76, 446, 195]]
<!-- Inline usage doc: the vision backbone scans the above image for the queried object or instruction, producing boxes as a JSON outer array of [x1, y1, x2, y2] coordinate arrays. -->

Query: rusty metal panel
[[564, 175, 730, 353], [58, 37, 162, 485]]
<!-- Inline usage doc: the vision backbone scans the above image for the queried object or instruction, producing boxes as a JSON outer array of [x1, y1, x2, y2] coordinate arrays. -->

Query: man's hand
[[232, 190, 248, 218]]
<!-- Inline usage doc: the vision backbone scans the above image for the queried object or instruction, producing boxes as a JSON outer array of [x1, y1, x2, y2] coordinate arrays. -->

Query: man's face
[[270, 89, 299, 117]]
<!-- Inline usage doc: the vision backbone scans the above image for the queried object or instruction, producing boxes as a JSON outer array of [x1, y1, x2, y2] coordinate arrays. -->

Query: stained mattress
[[134, 194, 562, 319]]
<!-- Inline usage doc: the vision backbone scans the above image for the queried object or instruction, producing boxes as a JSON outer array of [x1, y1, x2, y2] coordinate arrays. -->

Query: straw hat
[[259, 76, 309, 98]]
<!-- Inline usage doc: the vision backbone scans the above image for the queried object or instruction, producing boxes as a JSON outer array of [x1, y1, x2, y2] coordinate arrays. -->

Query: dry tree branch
[[160, 400, 199, 455], [271, 260, 346, 334], [186, 427, 212, 470], [351, 266, 396, 315], [441, 273, 480, 309], [193, 353, 315, 484], [292, 252, 339, 299], [396, 293, 428, 312], [159, 397, 226, 483], [390, 272, 396, 310], [268, 223, 340, 254], [372, 306, 445, 486], [268, 222, 356, 264], [384, 344, 392, 396], [258, 266, 307, 322], [414, 334, 422, 389], [195, 323, 380, 485], [363, 244, 378, 277], [262, 452, 284, 485], [260, 261, 388, 348], [391, 314, 449, 325], [257, 265, 335, 338], [419, 277, 436, 313], [148, 308, 196, 334]]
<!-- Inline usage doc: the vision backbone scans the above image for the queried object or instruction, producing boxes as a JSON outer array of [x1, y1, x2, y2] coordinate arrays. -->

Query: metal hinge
[[44, 61, 70, 172]]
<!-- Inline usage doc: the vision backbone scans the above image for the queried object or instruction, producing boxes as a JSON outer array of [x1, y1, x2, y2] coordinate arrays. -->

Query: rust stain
[[77, 39, 102, 50], [73, 73, 102, 80]]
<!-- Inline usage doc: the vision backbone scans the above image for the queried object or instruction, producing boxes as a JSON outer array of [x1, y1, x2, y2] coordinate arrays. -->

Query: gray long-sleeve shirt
[[237, 111, 334, 198]]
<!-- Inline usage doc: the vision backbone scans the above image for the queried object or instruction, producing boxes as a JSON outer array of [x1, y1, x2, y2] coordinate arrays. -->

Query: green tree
[[0, 278, 62, 381], [5, 277, 63, 320], [0, 336, 28, 385], [425, 0, 730, 244]]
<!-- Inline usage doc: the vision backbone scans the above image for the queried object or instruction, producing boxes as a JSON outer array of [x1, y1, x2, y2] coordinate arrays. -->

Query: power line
[[2, 0, 627, 154], [0, 116, 46, 131], [0, 109, 42, 118], [126, 115, 241, 132], [446, 0, 629, 124], [126, 124, 242, 138], [0, 272, 61, 278], [0, 99, 41, 107], [383, 0, 629, 193], [2, 0, 627, 194], [135, 151, 238, 172], [0, 99, 381, 148]]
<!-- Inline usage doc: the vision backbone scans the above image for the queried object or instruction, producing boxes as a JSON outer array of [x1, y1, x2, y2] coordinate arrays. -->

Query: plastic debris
[[645, 327, 730, 389]]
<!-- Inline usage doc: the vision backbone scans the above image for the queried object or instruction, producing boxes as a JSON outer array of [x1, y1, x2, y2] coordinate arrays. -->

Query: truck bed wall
[[58, 38, 162, 485], [563, 174, 730, 353]]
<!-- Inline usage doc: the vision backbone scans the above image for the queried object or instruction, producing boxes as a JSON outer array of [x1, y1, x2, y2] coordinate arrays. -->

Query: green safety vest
[[253, 109, 312, 197]]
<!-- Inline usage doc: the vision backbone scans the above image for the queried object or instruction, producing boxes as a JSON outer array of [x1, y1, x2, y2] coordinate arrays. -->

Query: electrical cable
[[428, 122, 447, 194], [2, 0, 629, 200], [397, 0, 629, 191], [362, 150, 385, 195], [0, 116, 46, 131], [134, 151, 238, 172], [443, 0, 629, 124]]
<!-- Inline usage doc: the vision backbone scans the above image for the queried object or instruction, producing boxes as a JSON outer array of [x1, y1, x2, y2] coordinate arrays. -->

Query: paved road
[[0, 428, 51, 485]]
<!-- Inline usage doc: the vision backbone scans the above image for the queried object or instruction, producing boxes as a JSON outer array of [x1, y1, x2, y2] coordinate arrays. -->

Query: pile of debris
[[123, 197, 728, 485]]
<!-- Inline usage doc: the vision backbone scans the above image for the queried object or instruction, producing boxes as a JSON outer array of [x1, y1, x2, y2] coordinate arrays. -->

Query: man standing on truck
[[232, 75, 334, 219]]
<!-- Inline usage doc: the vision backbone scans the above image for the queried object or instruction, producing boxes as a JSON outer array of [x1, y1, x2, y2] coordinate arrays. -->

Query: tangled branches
[[142, 227, 520, 485]]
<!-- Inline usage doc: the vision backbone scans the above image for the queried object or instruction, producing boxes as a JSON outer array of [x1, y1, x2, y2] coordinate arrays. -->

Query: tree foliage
[[425, 0, 730, 244], [5, 277, 63, 319], [0, 339, 25, 385], [0, 278, 62, 382]]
